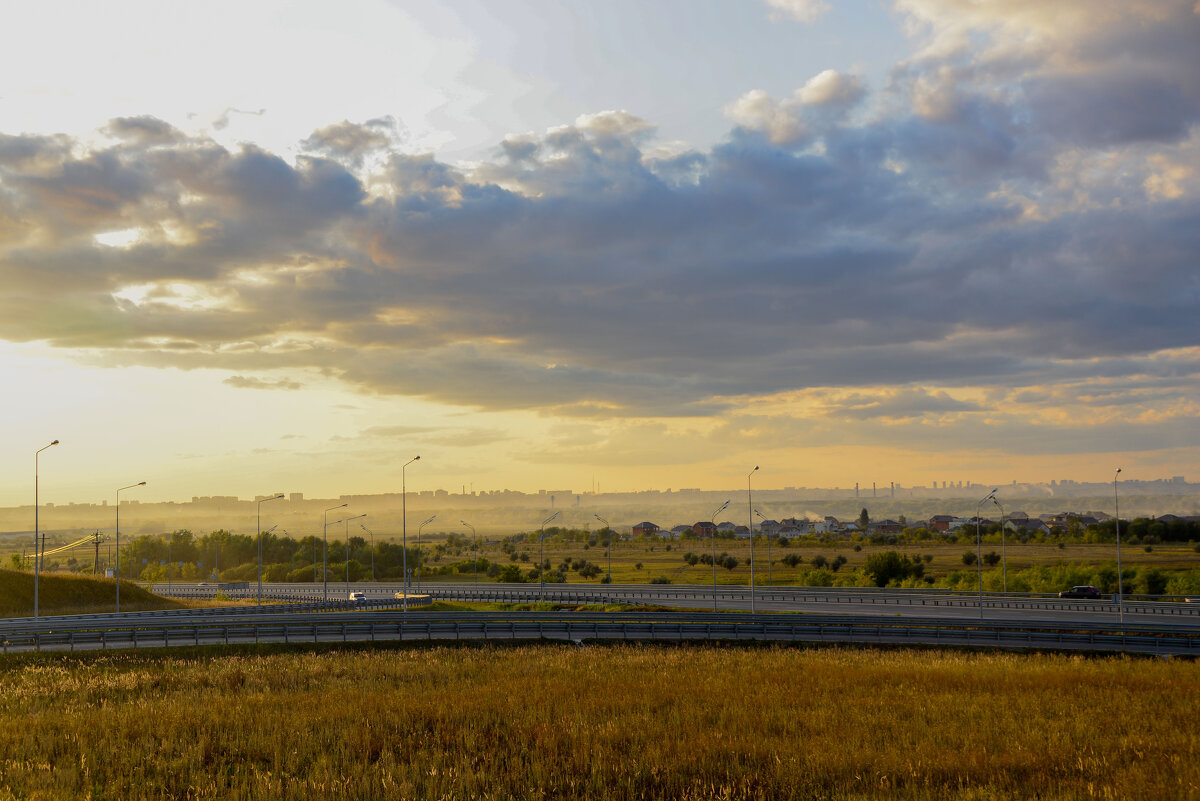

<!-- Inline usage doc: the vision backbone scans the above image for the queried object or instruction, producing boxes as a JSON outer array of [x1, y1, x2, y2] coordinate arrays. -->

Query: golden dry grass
[[1, 643, 1197, 799]]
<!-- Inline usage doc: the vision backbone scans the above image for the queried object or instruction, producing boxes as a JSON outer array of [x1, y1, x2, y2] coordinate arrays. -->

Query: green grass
[[1, 643, 1197, 799], [0, 568, 186, 617]]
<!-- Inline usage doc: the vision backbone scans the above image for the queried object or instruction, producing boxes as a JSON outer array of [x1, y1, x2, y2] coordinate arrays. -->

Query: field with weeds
[[1, 642, 1197, 800]]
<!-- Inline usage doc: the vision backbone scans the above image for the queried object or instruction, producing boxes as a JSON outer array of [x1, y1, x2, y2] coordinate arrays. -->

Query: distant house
[[692, 521, 717, 538], [928, 515, 956, 532], [870, 519, 904, 536], [1005, 518, 1050, 536], [733, 525, 750, 538], [631, 521, 659, 537], [670, 525, 692, 539]]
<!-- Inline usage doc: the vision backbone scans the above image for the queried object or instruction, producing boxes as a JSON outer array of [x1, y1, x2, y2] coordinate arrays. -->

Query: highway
[[153, 580, 1200, 624], [1, 582, 1196, 656]]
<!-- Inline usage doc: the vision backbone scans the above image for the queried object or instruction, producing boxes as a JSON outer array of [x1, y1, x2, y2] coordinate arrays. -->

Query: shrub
[[649, 576, 671, 584], [853, 544, 862, 552], [863, 551, 922, 587], [962, 551, 978, 566], [811, 555, 828, 569], [983, 551, 1001, 566], [497, 564, 525, 583], [635, 562, 643, 570], [831, 555, 847, 572]]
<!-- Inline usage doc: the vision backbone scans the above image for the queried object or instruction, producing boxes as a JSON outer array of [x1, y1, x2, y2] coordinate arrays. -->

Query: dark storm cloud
[[0, 2, 1197, 460]]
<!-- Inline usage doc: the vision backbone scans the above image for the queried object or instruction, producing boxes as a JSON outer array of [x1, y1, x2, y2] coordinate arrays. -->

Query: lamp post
[[114, 480, 145, 614], [1114, 467, 1124, 624], [401, 456, 420, 611], [711, 499, 730, 612], [975, 488, 997, 620], [417, 515, 435, 591], [33, 439, 60, 618], [754, 509, 770, 586], [539, 511, 560, 601], [323, 503, 348, 601], [461, 521, 477, 583], [992, 497, 1007, 593], [343, 514, 367, 593], [593, 514, 611, 585], [360, 523, 376, 582], [256, 493, 285, 607], [747, 467, 759, 614]]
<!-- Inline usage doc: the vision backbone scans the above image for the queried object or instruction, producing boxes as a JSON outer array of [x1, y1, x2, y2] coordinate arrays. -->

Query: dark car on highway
[[1058, 585, 1102, 599]]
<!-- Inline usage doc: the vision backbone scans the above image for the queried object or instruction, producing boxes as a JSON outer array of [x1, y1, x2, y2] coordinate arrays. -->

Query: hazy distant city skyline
[[2, 1, 1197, 507]]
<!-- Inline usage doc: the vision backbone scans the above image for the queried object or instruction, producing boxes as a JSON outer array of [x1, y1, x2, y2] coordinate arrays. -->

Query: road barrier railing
[[3, 609, 1198, 656]]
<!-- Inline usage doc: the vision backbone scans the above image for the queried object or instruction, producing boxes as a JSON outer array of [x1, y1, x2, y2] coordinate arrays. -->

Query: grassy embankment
[[0, 569, 189, 617], [1, 643, 1197, 799]]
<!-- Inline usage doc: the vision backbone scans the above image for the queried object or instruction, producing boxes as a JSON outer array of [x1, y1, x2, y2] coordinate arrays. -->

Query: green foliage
[[962, 551, 978, 566], [862, 551, 925, 587]]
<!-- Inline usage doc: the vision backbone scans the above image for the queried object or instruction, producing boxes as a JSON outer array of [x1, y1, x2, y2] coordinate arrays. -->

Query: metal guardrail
[[150, 581, 1200, 617], [3, 609, 1198, 656]]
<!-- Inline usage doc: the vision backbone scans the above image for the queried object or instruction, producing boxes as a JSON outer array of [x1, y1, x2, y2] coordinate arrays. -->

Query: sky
[[1, 0, 1198, 507]]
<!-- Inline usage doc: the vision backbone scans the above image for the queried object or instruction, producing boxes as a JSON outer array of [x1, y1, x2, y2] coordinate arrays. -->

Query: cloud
[[301, 117, 401, 168], [224, 375, 303, 391], [0, 2, 1197, 466], [764, 0, 831, 24]]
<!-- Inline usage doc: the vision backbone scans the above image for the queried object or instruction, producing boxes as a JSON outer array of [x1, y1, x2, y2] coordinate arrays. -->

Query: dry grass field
[[1, 643, 1197, 800]]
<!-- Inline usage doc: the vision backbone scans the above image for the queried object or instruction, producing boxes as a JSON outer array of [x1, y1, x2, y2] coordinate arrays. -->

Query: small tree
[[962, 551, 978, 566], [859, 508, 870, 528]]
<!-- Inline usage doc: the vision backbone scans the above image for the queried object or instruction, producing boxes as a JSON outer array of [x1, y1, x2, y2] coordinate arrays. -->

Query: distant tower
[[855, 482, 859, 499], [873, 482, 877, 498], [890, 481, 895, 498]]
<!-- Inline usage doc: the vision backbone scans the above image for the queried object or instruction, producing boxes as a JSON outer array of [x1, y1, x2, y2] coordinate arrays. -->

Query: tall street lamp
[[417, 515, 436, 591], [33, 439, 60, 618], [992, 496, 1008, 593], [257, 493, 285, 607], [711, 499, 730, 612], [360, 522, 376, 582], [754, 509, 770, 587], [593, 514, 611, 585], [461, 521, 477, 583], [113, 479, 144, 615], [539, 511, 560, 601], [1115, 467, 1124, 624], [747, 466, 759, 614], [323, 503, 348, 601], [975, 488, 997, 620], [401, 456, 420, 611], [343, 513, 367, 593]]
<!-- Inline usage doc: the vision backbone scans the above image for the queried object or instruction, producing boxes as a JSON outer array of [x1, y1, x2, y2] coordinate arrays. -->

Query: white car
[[348, 591, 366, 602]]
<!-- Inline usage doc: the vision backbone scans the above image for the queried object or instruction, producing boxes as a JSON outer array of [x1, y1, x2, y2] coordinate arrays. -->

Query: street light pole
[[33, 439, 60, 618], [114, 480, 145, 614], [593, 514, 610, 585], [461, 521, 477, 583], [1115, 467, 1124, 624], [711, 499, 730, 612], [257, 493, 285, 607], [360, 523, 376, 582], [416, 515, 435, 591], [401, 456, 420, 612], [747, 466, 759, 614], [754, 509, 769, 586], [976, 488, 997, 620], [992, 497, 1007, 593], [343, 514, 367, 593], [539, 511, 560, 601], [323, 503, 347, 601]]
